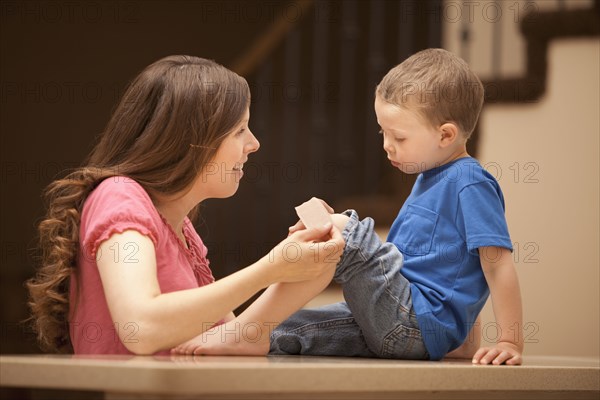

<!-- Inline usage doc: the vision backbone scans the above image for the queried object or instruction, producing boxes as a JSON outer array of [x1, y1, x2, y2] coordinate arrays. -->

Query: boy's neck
[[435, 146, 470, 169]]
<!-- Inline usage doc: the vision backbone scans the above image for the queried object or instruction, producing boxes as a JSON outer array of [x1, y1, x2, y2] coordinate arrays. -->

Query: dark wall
[[0, 0, 441, 355]]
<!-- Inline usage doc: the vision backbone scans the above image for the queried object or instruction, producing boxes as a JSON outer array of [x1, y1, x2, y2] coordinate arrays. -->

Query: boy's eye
[[378, 129, 384, 135], [395, 137, 405, 142]]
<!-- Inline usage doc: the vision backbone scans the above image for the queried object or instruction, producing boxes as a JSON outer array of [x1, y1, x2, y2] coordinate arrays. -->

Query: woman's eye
[[236, 128, 246, 136], [378, 129, 384, 135], [395, 138, 405, 142]]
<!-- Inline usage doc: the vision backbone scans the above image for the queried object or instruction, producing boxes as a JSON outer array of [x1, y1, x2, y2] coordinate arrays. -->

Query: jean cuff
[[334, 209, 382, 283]]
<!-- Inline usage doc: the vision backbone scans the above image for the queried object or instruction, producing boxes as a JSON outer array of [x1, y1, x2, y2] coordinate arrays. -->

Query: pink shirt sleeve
[[80, 176, 161, 259]]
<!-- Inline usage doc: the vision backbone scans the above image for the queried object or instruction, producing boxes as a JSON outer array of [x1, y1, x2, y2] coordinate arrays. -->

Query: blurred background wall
[[1, 0, 598, 363], [443, 0, 599, 358]]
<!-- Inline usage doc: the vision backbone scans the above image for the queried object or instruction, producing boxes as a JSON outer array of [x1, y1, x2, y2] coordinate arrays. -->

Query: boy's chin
[[396, 165, 425, 175]]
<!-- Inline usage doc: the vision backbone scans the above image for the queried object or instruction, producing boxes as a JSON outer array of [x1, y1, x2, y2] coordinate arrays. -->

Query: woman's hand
[[265, 222, 344, 284]]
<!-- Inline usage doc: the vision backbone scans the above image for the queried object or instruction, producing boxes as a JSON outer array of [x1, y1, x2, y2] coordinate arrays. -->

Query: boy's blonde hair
[[376, 48, 484, 139]]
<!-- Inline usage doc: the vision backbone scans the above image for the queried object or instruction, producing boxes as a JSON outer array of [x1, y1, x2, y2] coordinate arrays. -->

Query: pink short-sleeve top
[[69, 176, 216, 354]]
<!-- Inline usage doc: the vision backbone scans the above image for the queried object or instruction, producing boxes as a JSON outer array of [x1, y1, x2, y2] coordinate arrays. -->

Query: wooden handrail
[[230, 0, 314, 76], [482, 4, 600, 104]]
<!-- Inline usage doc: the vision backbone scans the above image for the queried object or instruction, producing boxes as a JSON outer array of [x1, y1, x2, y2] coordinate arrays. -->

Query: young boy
[[173, 48, 523, 365]]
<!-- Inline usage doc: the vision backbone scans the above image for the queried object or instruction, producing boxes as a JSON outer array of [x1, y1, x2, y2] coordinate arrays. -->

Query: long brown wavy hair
[[25, 55, 250, 353]]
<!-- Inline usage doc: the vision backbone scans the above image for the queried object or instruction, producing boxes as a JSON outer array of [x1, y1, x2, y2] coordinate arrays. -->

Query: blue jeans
[[270, 210, 429, 360]]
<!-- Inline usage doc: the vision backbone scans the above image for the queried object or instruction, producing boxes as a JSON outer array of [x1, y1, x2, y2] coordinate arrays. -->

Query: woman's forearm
[[123, 256, 276, 354]]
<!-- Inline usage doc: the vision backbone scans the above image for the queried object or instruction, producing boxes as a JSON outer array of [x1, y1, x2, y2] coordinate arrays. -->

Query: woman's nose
[[246, 131, 260, 153]]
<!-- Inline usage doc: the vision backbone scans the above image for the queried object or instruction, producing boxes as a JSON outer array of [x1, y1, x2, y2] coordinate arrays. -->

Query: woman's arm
[[222, 312, 236, 323], [97, 225, 343, 355], [472, 246, 524, 365]]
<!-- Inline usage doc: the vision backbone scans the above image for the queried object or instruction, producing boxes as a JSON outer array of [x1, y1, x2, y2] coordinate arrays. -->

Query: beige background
[[477, 38, 600, 357]]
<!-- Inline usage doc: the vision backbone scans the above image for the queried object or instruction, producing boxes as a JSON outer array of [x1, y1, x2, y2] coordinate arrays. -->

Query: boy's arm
[[473, 246, 524, 365]]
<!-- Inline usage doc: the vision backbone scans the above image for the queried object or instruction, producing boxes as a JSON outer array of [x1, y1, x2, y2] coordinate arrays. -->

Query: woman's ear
[[439, 122, 460, 147]]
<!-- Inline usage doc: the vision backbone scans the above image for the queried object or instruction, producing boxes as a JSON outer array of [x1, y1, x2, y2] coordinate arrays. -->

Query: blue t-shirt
[[387, 157, 513, 360]]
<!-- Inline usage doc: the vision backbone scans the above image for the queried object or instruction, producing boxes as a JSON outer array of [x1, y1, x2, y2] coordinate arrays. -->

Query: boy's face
[[374, 95, 444, 174]]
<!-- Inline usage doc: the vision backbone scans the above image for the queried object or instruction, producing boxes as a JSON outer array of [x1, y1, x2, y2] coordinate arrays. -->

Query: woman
[[26, 55, 344, 355]]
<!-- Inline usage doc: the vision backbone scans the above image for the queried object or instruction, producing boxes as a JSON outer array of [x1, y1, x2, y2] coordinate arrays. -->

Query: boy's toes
[[172, 343, 192, 355]]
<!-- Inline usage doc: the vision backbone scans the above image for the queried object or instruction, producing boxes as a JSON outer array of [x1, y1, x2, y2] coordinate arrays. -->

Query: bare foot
[[331, 213, 350, 232], [171, 319, 273, 356]]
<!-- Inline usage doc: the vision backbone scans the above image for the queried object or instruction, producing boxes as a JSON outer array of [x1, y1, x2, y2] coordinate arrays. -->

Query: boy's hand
[[472, 341, 522, 365], [477, 247, 524, 366]]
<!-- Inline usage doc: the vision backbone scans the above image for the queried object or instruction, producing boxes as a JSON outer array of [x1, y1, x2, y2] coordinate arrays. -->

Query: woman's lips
[[233, 164, 244, 177]]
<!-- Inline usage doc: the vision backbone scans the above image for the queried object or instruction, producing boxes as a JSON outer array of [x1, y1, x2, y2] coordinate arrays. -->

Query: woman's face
[[199, 107, 260, 198]]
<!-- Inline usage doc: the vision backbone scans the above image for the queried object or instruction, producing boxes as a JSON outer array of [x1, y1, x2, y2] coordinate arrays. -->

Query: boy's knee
[[331, 213, 350, 232]]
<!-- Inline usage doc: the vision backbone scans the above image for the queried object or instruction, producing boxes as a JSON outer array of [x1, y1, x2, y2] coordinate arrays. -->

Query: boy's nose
[[383, 138, 394, 154]]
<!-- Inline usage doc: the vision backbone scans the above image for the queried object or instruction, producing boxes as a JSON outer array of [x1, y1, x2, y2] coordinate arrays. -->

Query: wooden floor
[[1, 354, 598, 399]]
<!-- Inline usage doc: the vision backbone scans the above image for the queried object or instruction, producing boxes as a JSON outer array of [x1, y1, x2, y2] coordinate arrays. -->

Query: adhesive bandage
[[295, 197, 332, 229]]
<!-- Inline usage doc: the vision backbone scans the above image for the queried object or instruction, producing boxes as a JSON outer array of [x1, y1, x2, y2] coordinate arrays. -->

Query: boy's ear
[[439, 122, 460, 147]]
